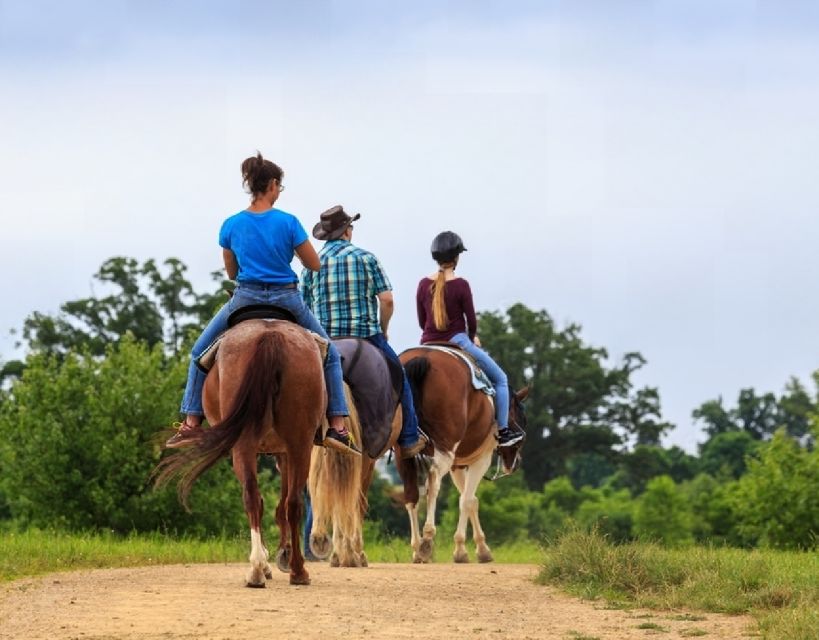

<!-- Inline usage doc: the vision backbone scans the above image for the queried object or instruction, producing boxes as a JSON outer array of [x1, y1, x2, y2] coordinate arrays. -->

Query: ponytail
[[430, 267, 450, 331]]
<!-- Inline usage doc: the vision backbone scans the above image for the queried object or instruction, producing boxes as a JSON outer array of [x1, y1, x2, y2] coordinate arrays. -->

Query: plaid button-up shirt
[[301, 240, 392, 338]]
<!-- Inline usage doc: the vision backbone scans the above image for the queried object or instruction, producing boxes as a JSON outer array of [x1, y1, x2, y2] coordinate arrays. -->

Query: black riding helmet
[[430, 231, 467, 263]]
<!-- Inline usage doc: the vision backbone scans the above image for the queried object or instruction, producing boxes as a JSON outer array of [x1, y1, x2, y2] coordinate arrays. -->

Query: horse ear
[[516, 386, 530, 401]]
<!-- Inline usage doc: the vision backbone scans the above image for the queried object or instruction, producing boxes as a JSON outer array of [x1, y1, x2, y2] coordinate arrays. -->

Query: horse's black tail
[[403, 356, 430, 428], [154, 331, 284, 508], [399, 356, 432, 499]]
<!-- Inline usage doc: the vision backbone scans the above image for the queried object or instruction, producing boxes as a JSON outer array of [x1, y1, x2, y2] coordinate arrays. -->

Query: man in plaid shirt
[[302, 205, 427, 458]]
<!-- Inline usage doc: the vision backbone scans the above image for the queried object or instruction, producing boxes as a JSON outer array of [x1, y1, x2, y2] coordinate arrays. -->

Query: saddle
[[416, 343, 495, 396], [334, 338, 403, 458], [196, 304, 327, 372]]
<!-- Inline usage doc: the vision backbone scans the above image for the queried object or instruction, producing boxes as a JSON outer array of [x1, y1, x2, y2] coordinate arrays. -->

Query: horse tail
[[403, 356, 430, 427], [309, 384, 364, 566], [154, 330, 284, 508]]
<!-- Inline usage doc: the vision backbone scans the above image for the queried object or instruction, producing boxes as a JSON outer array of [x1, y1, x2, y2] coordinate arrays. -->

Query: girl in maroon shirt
[[416, 231, 523, 448]]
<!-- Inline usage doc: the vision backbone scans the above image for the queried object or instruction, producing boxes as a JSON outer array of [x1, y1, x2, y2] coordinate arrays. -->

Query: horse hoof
[[310, 533, 332, 560], [275, 548, 290, 573], [453, 551, 469, 563], [289, 572, 311, 586], [418, 538, 434, 562], [360, 552, 368, 568], [477, 551, 494, 564], [329, 553, 340, 568], [245, 580, 266, 588], [263, 564, 274, 580]]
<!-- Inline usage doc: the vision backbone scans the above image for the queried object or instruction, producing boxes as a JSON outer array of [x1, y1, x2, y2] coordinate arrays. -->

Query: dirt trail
[[0, 562, 755, 639]]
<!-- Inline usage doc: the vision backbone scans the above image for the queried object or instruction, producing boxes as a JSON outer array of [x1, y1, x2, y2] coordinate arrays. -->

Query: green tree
[[681, 473, 740, 545], [0, 337, 246, 534], [20, 257, 223, 358], [633, 475, 693, 547], [731, 428, 819, 550], [574, 485, 635, 543], [478, 303, 666, 490], [698, 431, 759, 479]]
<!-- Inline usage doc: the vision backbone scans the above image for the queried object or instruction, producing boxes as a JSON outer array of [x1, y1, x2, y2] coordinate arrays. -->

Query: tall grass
[[539, 527, 819, 640]]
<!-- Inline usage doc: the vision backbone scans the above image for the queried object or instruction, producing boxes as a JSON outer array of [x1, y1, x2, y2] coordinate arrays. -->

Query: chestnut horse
[[156, 319, 356, 586], [308, 338, 403, 567], [398, 347, 528, 563]]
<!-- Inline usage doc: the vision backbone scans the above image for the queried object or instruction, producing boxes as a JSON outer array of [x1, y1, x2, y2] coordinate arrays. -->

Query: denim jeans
[[180, 283, 348, 418], [366, 332, 421, 447], [448, 332, 509, 429]]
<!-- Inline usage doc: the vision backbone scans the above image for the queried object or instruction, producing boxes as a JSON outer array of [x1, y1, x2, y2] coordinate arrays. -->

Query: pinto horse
[[308, 338, 403, 567], [398, 347, 528, 563], [155, 318, 356, 586]]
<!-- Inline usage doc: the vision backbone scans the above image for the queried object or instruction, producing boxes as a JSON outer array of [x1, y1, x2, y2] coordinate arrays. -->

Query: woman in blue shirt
[[166, 152, 358, 456]]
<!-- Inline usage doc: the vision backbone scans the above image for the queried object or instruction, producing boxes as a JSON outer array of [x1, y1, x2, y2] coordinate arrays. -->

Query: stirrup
[[323, 429, 361, 457]]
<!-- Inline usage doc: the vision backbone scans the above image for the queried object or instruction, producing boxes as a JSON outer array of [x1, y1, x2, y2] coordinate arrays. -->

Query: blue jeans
[[366, 332, 421, 447], [180, 283, 348, 418], [449, 333, 509, 429]]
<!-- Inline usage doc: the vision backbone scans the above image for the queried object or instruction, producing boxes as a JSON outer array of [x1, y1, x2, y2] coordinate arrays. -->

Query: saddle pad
[[196, 321, 328, 373], [418, 345, 495, 396], [335, 338, 401, 458]]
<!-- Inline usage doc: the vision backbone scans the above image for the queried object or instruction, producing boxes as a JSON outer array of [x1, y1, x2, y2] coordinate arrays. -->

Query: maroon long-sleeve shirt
[[416, 277, 477, 343]]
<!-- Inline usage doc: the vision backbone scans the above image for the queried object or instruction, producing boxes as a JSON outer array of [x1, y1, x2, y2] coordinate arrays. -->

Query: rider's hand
[[473, 335, 482, 347]]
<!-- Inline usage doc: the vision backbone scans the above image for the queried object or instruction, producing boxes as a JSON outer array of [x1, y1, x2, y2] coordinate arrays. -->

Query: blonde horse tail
[[154, 330, 283, 508], [309, 384, 364, 566]]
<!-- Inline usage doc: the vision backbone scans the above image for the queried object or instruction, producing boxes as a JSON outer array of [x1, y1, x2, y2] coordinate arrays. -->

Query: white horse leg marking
[[466, 452, 494, 563], [247, 528, 267, 587], [450, 466, 470, 563], [423, 448, 455, 540], [406, 501, 422, 563]]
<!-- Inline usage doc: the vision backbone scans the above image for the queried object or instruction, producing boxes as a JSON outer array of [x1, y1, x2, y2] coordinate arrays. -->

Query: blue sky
[[2, 1, 818, 451]]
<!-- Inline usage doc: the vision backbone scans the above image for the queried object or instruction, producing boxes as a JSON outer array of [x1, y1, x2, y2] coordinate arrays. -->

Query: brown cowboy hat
[[312, 205, 361, 240]]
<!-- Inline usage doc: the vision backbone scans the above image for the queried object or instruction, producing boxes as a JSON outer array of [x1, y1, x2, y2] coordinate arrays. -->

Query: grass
[[538, 528, 819, 640], [0, 528, 541, 582], [0, 529, 248, 582]]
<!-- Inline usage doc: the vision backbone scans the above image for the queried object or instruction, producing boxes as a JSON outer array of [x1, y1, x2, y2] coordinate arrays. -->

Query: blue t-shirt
[[219, 209, 309, 284]]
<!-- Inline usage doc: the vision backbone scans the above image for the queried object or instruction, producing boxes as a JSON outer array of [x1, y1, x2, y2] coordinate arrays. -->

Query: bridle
[[486, 395, 527, 481]]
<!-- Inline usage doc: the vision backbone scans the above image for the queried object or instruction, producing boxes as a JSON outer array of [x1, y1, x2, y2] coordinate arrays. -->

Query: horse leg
[[285, 447, 311, 585], [356, 458, 377, 568], [419, 450, 453, 562], [308, 448, 333, 560], [259, 495, 273, 579], [465, 452, 494, 563], [274, 455, 291, 573], [233, 447, 267, 588], [395, 454, 423, 563], [449, 466, 470, 563]]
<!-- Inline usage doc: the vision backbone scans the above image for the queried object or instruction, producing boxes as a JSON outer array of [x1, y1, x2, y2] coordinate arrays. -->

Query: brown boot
[[400, 431, 430, 459], [165, 420, 203, 448]]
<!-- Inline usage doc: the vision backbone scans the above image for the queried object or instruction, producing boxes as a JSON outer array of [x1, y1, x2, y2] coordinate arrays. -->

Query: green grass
[[0, 529, 541, 582], [0, 529, 248, 582], [537, 528, 819, 640]]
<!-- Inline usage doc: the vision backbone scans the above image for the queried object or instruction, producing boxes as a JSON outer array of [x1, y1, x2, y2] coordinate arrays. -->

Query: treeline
[[0, 257, 816, 549]]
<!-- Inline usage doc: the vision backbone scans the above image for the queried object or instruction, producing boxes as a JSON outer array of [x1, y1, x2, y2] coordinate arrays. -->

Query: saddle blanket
[[419, 345, 495, 396]]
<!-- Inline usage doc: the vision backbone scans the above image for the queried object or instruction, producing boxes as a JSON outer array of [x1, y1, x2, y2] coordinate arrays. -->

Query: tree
[[20, 257, 224, 358], [0, 337, 247, 534], [731, 428, 819, 550], [633, 475, 693, 547], [698, 431, 759, 479], [478, 303, 668, 490]]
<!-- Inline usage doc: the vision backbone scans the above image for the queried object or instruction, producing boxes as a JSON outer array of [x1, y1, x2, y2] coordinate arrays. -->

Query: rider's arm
[[416, 280, 427, 329], [295, 239, 321, 272], [462, 280, 478, 340], [377, 291, 394, 337], [223, 248, 239, 280]]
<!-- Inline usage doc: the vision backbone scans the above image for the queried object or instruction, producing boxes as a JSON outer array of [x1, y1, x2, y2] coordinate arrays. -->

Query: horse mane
[[153, 330, 285, 508]]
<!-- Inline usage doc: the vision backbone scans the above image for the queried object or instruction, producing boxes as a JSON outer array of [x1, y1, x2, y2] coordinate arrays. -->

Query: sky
[[2, 1, 818, 452]]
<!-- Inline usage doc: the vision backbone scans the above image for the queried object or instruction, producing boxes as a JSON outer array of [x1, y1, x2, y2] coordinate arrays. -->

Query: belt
[[238, 281, 298, 291]]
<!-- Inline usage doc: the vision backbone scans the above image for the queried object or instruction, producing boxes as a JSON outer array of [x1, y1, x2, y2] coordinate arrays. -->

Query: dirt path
[[0, 562, 755, 639]]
